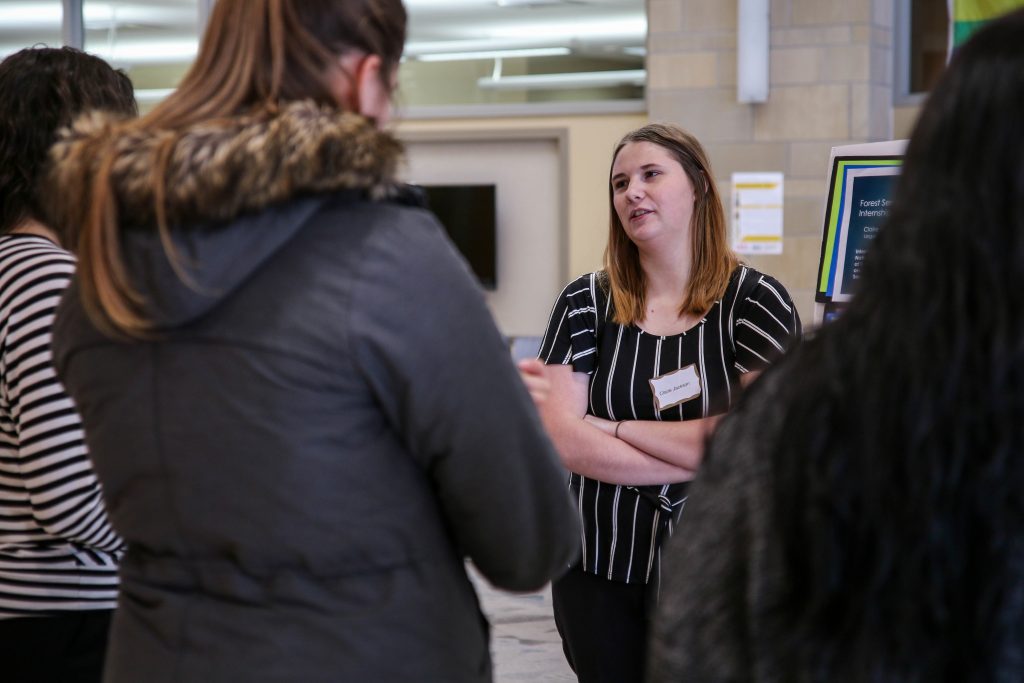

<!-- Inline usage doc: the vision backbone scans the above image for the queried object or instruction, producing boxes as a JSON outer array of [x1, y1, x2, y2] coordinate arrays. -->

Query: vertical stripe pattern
[[538, 266, 800, 584]]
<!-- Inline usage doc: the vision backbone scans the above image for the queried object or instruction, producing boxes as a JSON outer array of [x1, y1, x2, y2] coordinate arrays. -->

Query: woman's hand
[[537, 365, 694, 484], [517, 358, 550, 407]]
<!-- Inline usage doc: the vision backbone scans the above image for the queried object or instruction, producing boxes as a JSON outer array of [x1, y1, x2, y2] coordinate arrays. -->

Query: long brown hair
[[604, 123, 737, 326], [70, 0, 407, 338]]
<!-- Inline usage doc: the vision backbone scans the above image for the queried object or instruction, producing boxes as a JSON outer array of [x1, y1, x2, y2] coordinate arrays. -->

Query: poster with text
[[813, 141, 905, 326], [830, 167, 900, 302]]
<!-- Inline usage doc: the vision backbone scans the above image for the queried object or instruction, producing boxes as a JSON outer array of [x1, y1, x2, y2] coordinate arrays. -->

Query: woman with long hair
[[648, 8, 1024, 682], [532, 124, 801, 681], [44, 1, 578, 681], [0, 46, 135, 683]]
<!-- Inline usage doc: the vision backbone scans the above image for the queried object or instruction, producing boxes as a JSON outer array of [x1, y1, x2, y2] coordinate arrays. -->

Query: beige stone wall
[[894, 101, 923, 139], [394, 112, 648, 282], [647, 0, 896, 326]]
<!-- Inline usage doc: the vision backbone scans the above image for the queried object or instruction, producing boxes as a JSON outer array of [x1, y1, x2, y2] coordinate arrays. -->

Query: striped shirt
[[0, 235, 122, 618], [539, 266, 800, 584]]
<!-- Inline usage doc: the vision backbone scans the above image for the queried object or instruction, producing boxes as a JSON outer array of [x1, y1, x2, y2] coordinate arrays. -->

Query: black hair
[[0, 46, 137, 234], [765, 8, 1024, 680]]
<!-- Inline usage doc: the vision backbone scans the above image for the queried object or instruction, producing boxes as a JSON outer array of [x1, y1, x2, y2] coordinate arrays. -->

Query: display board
[[813, 140, 907, 326]]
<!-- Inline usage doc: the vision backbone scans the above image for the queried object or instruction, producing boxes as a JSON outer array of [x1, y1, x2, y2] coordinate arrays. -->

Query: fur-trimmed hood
[[46, 101, 409, 329], [49, 100, 405, 229]]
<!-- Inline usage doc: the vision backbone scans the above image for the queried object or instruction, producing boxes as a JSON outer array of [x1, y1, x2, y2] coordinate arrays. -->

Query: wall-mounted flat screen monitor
[[421, 184, 497, 290]]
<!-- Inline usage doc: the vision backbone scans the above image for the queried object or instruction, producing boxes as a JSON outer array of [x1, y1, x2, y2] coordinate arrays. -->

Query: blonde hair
[[604, 123, 738, 326], [68, 0, 406, 337]]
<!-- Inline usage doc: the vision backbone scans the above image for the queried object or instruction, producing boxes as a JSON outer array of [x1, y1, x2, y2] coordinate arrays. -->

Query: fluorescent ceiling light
[[404, 0, 499, 7], [0, 3, 61, 27], [478, 68, 645, 90], [90, 38, 198, 65], [486, 18, 646, 40], [417, 46, 570, 61], [495, 0, 567, 6], [134, 88, 175, 103], [407, 37, 578, 55], [0, 2, 194, 29], [1, 38, 197, 65]]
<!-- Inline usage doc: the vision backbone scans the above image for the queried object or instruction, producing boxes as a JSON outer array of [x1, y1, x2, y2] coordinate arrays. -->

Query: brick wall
[[647, 0, 896, 325]]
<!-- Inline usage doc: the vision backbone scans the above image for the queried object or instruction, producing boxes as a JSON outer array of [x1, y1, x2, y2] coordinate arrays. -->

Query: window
[[0, 1, 64, 56], [401, 0, 645, 114], [895, 0, 949, 101], [898, 0, 1024, 100], [909, 0, 949, 93], [1, 0, 646, 116], [82, 0, 199, 110]]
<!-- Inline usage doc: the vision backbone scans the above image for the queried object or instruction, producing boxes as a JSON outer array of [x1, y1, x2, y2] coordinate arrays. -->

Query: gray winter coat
[[49, 102, 579, 683]]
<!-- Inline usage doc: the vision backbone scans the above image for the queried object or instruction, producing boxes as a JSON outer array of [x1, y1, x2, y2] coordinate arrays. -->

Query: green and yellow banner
[[952, 0, 1024, 46]]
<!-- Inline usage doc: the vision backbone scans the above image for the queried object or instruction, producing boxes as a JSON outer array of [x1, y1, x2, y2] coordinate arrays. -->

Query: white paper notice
[[731, 172, 784, 255], [649, 364, 702, 412]]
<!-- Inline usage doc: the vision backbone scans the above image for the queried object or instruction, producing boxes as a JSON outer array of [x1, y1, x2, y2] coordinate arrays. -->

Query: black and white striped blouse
[[539, 266, 800, 584], [0, 235, 122, 618]]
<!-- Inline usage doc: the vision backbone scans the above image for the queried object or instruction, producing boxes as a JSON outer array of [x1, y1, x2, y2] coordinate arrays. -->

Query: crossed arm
[[520, 360, 757, 486]]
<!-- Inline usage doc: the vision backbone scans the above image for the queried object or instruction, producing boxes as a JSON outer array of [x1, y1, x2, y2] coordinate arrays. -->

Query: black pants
[[0, 610, 113, 683], [552, 567, 651, 683]]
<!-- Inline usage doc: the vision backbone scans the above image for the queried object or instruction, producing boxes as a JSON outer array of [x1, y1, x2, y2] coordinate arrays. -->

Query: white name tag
[[648, 364, 702, 411]]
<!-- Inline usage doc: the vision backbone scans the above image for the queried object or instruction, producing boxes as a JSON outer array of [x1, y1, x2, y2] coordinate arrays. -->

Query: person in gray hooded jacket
[[44, 1, 579, 682]]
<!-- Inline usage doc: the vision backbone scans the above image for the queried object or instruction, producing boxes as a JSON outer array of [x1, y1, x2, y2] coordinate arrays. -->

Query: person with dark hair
[[528, 123, 800, 682], [648, 8, 1024, 682], [0, 47, 136, 236], [42, 1, 579, 681], [0, 46, 136, 683]]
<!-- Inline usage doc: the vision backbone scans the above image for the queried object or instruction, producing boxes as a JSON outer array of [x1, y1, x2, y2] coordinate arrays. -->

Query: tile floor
[[470, 570, 576, 682]]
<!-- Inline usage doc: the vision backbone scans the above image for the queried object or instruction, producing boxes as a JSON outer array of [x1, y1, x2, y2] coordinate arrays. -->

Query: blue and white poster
[[829, 166, 901, 303]]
